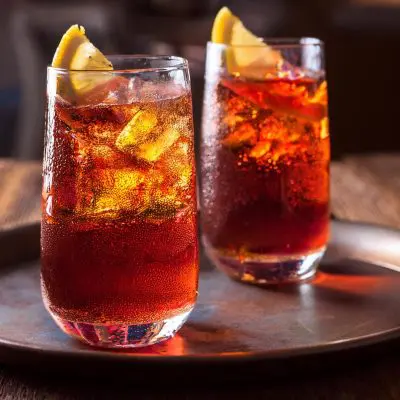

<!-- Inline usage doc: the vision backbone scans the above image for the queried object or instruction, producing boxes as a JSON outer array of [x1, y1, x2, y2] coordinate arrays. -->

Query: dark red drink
[[201, 75, 329, 284], [42, 65, 198, 347]]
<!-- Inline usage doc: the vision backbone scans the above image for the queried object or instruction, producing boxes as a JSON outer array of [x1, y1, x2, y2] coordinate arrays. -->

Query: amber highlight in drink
[[201, 40, 330, 284], [41, 56, 198, 348]]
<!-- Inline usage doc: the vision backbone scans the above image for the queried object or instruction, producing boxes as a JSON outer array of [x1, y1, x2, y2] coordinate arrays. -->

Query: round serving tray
[[0, 221, 399, 378]]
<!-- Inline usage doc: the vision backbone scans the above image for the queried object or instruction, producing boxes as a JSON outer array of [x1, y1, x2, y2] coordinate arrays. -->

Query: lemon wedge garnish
[[211, 7, 282, 79], [52, 25, 113, 97], [211, 6, 239, 44]]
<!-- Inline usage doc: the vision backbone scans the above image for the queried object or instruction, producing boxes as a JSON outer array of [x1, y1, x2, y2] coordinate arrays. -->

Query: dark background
[[1, 0, 400, 160]]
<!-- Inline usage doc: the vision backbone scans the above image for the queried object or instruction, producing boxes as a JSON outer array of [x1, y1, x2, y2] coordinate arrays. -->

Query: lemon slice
[[52, 25, 113, 97], [211, 7, 282, 79], [211, 6, 239, 44]]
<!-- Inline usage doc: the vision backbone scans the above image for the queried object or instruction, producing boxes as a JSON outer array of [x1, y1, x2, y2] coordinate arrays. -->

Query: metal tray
[[0, 221, 399, 378]]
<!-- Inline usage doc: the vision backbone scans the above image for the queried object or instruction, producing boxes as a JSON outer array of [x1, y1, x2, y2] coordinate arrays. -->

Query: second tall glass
[[201, 39, 330, 285]]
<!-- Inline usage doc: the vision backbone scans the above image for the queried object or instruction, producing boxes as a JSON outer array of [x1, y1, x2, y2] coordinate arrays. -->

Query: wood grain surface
[[0, 155, 400, 399], [331, 154, 400, 228], [0, 160, 41, 231]]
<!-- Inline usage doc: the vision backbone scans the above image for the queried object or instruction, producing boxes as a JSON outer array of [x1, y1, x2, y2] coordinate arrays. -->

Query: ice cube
[[92, 193, 126, 217], [249, 140, 271, 159], [98, 76, 142, 105], [222, 123, 257, 150], [113, 169, 146, 191], [90, 168, 151, 216], [259, 116, 286, 141], [138, 81, 186, 102], [163, 141, 192, 188], [309, 81, 327, 104], [115, 109, 158, 154], [56, 102, 134, 146], [222, 78, 326, 122], [319, 117, 329, 140], [75, 76, 130, 106], [56, 102, 85, 130], [93, 168, 116, 192], [133, 118, 185, 163], [142, 192, 185, 219], [90, 145, 115, 168], [53, 75, 75, 104], [224, 94, 257, 128]]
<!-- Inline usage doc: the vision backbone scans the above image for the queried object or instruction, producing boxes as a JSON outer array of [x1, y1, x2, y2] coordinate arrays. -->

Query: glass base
[[51, 309, 192, 348], [206, 247, 326, 285]]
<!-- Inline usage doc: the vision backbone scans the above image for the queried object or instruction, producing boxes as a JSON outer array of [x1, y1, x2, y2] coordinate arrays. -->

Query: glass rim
[[207, 37, 323, 49], [47, 55, 188, 74]]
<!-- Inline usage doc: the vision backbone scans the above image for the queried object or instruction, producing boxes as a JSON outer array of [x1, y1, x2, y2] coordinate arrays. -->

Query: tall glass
[[201, 39, 330, 285], [41, 56, 199, 348]]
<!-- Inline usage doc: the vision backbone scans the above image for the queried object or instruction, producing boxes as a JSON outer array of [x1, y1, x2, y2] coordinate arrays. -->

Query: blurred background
[[1, 0, 400, 160]]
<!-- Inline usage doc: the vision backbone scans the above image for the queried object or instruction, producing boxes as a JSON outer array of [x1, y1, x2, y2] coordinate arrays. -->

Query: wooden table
[[0, 154, 400, 399]]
